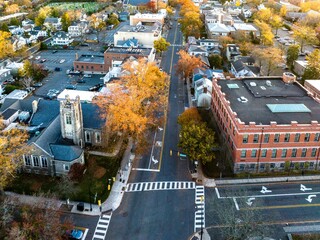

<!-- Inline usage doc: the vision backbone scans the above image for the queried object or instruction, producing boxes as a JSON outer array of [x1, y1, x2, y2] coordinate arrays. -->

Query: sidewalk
[[5, 138, 135, 216]]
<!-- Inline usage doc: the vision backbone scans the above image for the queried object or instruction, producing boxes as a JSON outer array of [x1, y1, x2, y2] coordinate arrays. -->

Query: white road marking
[[92, 213, 112, 240], [233, 197, 240, 210], [215, 187, 221, 198], [306, 195, 317, 203], [126, 181, 196, 192], [132, 168, 160, 172], [194, 186, 205, 232]]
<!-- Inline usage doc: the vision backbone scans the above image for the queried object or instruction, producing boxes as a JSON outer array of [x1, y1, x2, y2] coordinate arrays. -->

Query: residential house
[[29, 30, 47, 42], [68, 22, 87, 38], [230, 56, 260, 78], [12, 36, 28, 51], [232, 23, 257, 36], [114, 23, 161, 48], [119, 12, 130, 21], [51, 31, 73, 46], [276, 1, 300, 12], [44, 17, 62, 31], [0, 95, 104, 176], [210, 74, 320, 173], [194, 77, 213, 105], [8, 25, 24, 35], [206, 23, 231, 38], [226, 44, 241, 61], [242, 9, 252, 18], [188, 45, 208, 57]]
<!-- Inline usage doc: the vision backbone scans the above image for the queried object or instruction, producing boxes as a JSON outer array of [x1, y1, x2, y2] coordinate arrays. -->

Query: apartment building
[[210, 73, 320, 173]]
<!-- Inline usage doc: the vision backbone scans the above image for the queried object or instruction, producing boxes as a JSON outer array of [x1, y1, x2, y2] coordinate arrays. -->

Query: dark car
[[55, 67, 61, 71], [80, 43, 89, 46], [66, 85, 77, 90], [40, 59, 46, 63], [52, 50, 58, 53], [77, 78, 86, 83], [32, 82, 43, 87], [88, 83, 103, 91]]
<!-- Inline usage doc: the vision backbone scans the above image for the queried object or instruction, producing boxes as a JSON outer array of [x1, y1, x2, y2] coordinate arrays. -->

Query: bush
[[4, 84, 19, 94], [68, 163, 86, 182]]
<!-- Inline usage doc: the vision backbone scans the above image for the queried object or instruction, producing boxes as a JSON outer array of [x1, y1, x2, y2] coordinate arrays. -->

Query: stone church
[[0, 95, 104, 176]]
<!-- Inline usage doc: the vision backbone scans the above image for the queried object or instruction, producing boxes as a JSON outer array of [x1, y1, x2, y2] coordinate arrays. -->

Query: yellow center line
[[158, 22, 178, 171]]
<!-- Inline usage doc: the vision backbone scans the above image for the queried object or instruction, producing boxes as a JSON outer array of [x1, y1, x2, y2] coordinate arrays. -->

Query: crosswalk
[[126, 181, 195, 192], [194, 186, 205, 232], [92, 213, 112, 240]]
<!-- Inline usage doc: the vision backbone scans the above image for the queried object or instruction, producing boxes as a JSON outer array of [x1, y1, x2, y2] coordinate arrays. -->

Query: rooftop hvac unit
[[266, 80, 272, 87]]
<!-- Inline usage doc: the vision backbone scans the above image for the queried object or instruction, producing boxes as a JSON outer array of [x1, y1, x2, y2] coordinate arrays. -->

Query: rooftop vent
[[250, 82, 256, 86], [266, 80, 272, 87], [260, 86, 266, 90]]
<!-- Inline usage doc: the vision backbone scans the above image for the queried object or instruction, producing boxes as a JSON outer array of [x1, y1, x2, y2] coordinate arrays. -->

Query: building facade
[[210, 74, 320, 173]]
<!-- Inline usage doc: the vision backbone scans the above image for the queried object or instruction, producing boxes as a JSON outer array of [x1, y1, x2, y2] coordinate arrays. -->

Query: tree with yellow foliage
[[175, 50, 204, 81], [179, 11, 203, 38], [252, 46, 283, 76], [254, 19, 274, 45], [0, 31, 13, 60], [35, 6, 52, 26], [254, 8, 273, 22], [270, 14, 283, 36], [293, 23, 318, 52], [279, 6, 287, 17], [4, 4, 19, 14], [0, 122, 29, 190], [94, 59, 168, 145]]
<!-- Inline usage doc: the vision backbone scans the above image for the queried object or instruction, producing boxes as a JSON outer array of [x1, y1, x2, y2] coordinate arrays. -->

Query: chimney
[[32, 100, 38, 114], [282, 72, 296, 83], [75, 53, 78, 60]]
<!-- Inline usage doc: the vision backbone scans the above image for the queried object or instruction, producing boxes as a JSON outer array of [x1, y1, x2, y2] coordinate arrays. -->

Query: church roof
[[50, 144, 83, 161], [30, 99, 60, 127], [82, 103, 105, 129]]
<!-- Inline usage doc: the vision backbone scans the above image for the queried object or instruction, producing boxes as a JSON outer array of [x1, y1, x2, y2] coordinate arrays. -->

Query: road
[[104, 14, 197, 240], [205, 181, 320, 239]]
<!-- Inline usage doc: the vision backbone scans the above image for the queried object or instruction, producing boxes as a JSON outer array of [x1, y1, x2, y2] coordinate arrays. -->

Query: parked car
[[88, 83, 103, 91], [35, 56, 41, 60], [83, 74, 92, 78], [32, 82, 43, 87], [77, 78, 86, 83], [80, 43, 89, 46], [66, 85, 77, 90], [66, 229, 83, 240], [52, 50, 58, 53], [40, 59, 46, 63], [55, 67, 61, 71], [60, 59, 65, 64]]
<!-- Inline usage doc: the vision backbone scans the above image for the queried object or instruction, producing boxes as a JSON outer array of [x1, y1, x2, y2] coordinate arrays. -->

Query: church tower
[[60, 95, 84, 147]]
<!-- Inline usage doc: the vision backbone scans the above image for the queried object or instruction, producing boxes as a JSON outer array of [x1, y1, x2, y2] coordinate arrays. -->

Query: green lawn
[[47, 2, 108, 13], [5, 145, 126, 203]]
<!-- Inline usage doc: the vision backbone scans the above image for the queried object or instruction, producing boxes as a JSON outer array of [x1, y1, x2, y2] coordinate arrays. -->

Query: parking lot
[[32, 49, 104, 99]]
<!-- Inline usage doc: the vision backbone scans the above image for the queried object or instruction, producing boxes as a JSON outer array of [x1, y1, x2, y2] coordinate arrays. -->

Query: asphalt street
[[105, 14, 197, 240]]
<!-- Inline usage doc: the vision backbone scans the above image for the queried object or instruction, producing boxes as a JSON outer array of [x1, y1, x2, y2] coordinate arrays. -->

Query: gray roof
[[82, 103, 105, 129], [53, 31, 68, 39], [0, 96, 37, 113], [77, 54, 105, 64], [30, 99, 60, 127], [217, 78, 320, 125], [105, 46, 153, 57], [44, 17, 59, 24], [50, 144, 83, 161], [1, 108, 18, 120]]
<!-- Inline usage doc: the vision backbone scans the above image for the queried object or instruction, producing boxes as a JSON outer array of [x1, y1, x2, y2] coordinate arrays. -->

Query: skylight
[[227, 83, 239, 89], [267, 104, 311, 113]]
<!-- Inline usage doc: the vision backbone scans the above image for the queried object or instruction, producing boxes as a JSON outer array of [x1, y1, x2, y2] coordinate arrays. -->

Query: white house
[[68, 21, 89, 38], [114, 23, 161, 48], [226, 44, 241, 61], [44, 17, 62, 31], [51, 31, 73, 46], [188, 45, 208, 57], [207, 23, 231, 37]]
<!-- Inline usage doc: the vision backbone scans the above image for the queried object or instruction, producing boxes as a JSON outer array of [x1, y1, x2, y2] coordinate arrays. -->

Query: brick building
[[210, 74, 320, 173], [73, 46, 155, 74], [304, 80, 320, 100]]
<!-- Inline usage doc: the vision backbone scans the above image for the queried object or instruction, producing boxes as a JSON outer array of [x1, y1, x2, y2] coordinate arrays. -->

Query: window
[[310, 162, 315, 168], [261, 149, 267, 157], [311, 148, 317, 157], [315, 133, 320, 142], [271, 149, 277, 158], [241, 150, 246, 158], [66, 114, 71, 124], [251, 149, 257, 157], [264, 134, 269, 143], [304, 133, 310, 142], [24, 155, 31, 166], [96, 132, 101, 143], [301, 148, 307, 157], [280, 163, 285, 168], [281, 149, 287, 158], [284, 133, 290, 142], [274, 134, 280, 143], [291, 148, 297, 157], [270, 163, 275, 169], [85, 131, 91, 142], [253, 134, 259, 143], [41, 157, 48, 168], [239, 164, 245, 171], [64, 164, 69, 171], [260, 163, 265, 170], [33, 156, 39, 167], [243, 134, 248, 143], [294, 133, 300, 142], [250, 164, 255, 169]]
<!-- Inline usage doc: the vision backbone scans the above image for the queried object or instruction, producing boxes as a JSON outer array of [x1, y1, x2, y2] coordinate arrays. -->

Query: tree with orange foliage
[[175, 50, 203, 82], [94, 59, 168, 146], [0, 122, 29, 190]]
